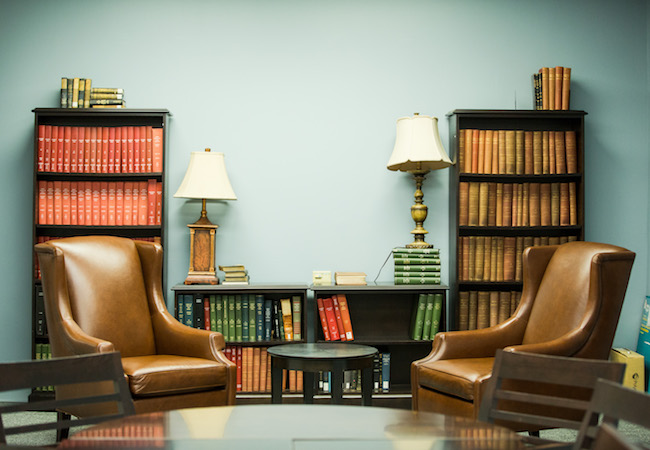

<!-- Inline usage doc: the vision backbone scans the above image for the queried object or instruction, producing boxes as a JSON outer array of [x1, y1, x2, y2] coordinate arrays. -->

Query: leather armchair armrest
[[505, 327, 590, 357], [60, 318, 115, 355]]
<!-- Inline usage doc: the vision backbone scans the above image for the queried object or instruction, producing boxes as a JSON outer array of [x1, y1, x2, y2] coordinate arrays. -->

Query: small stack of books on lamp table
[[219, 265, 249, 285], [392, 247, 441, 285]]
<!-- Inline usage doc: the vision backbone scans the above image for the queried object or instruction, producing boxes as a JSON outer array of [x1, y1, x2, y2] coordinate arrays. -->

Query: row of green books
[[393, 247, 441, 285], [34, 343, 54, 392], [60, 77, 126, 108], [410, 293, 443, 340], [176, 294, 301, 343]]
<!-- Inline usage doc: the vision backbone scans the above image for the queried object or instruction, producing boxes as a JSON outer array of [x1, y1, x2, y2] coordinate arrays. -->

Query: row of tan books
[[410, 293, 443, 340], [459, 181, 579, 227], [37, 125, 163, 174], [34, 236, 160, 280], [219, 264, 250, 285], [60, 78, 126, 108], [393, 247, 442, 285], [316, 295, 354, 341], [458, 290, 521, 331], [533, 66, 571, 111], [176, 294, 301, 343], [37, 180, 162, 226], [458, 129, 577, 175], [458, 235, 578, 283]]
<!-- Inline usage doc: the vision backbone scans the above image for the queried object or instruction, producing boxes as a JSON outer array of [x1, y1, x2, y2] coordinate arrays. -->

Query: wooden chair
[[478, 349, 625, 447], [590, 424, 639, 450], [0, 352, 134, 444], [574, 379, 650, 450]]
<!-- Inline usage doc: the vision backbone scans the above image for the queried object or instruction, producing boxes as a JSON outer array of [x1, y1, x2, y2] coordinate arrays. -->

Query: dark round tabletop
[[266, 342, 377, 360]]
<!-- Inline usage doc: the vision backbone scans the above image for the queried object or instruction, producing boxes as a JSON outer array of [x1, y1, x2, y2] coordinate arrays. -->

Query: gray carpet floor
[[3, 410, 650, 447]]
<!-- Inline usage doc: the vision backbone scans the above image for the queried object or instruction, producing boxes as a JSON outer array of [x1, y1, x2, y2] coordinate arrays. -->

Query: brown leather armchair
[[411, 241, 635, 418], [35, 235, 236, 416]]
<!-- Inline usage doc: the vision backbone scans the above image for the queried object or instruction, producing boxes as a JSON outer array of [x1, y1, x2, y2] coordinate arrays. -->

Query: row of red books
[[37, 180, 162, 226], [316, 294, 354, 341], [224, 345, 303, 393], [37, 125, 163, 174]]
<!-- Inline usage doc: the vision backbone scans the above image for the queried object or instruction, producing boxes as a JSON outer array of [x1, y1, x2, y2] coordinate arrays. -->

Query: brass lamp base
[[406, 170, 433, 249], [184, 200, 219, 285]]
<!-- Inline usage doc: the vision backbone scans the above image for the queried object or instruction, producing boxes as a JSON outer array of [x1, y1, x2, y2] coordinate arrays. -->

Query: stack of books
[[219, 264, 249, 285], [59, 77, 126, 108], [533, 66, 571, 111], [410, 293, 443, 340], [392, 247, 441, 285], [334, 271, 366, 285]]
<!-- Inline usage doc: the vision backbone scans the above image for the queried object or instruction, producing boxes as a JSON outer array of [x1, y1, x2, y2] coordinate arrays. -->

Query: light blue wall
[[1, 0, 647, 381]]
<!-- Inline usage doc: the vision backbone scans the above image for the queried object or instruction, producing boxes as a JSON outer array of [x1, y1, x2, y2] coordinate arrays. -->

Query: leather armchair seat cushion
[[123, 355, 229, 397], [417, 357, 494, 401]]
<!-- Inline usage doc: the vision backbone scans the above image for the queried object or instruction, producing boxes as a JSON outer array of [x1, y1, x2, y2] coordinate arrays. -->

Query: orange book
[[458, 182, 469, 226], [336, 294, 354, 340], [461, 236, 470, 281], [316, 297, 330, 341], [101, 127, 109, 173], [487, 182, 497, 226], [90, 127, 99, 173], [43, 125, 52, 172], [490, 129, 499, 174], [155, 181, 162, 225], [565, 131, 577, 173], [82, 181, 92, 226], [113, 126, 122, 173], [554, 131, 566, 174], [146, 126, 153, 172], [542, 130, 550, 174], [139, 126, 147, 172], [63, 126, 72, 173], [70, 126, 79, 173], [484, 129, 493, 174], [515, 130, 525, 175], [541, 67, 549, 110], [139, 181, 148, 225], [463, 129, 473, 173], [559, 182, 570, 226], [554, 66, 563, 110], [127, 126, 135, 173], [61, 181, 71, 225], [253, 347, 261, 392], [50, 126, 59, 172], [524, 131, 533, 174], [289, 370, 297, 392], [502, 183, 513, 227], [540, 183, 551, 226], [90, 182, 100, 225], [82, 127, 91, 173], [478, 182, 489, 226], [108, 127, 116, 174], [504, 130, 515, 174], [53, 180, 62, 225], [468, 182, 479, 226], [147, 179, 157, 225], [495, 183, 503, 227], [152, 128, 163, 172], [562, 67, 571, 110], [529, 183, 540, 226], [37, 124, 46, 172], [259, 347, 268, 392], [471, 129, 479, 173], [56, 126, 64, 172], [114, 181, 124, 226], [569, 182, 578, 226], [38, 180, 47, 224], [99, 182, 108, 225], [69, 182, 77, 226], [457, 129, 465, 172], [330, 295, 347, 341], [321, 297, 340, 341], [548, 67, 555, 110], [477, 129, 485, 174], [548, 131, 556, 174], [123, 182, 133, 226], [503, 237, 516, 281], [120, 126, 129, 173], [133, 126, 141, 173], [108, 182, 116, 226]]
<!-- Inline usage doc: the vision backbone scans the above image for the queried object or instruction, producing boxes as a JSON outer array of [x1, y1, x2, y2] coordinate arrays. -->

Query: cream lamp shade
[[174, 151, 237, 200], [387, 114, 452, 172]]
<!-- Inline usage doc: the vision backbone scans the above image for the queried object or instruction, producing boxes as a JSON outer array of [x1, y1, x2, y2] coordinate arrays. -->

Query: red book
[[115, 181, 124, 226], [53, 181, 62, 225], [316, 298, 330, 341], [204, 298, 210, 330], [76, 181, 85, 225], [120, 126, 128, 173], [99, 182, 108, 225], [127, 126, 135, 173], [133, 126, 141, 173], [139, 181, 148, 225], [89, 127, 98, 173], [83, 127, 91, 173], [63, 126, 71, 173], [336, 294, 354, 340], [46, 181, 54, 224], [108, 127, 116, 173], [236, 346, 243, 392], [152, 127, 163, 172], [76, 127, 85, 173], [147, 179, 156, 225], [139, 126, 147, 172], [114, 126, 122, 173], [146, 126, 153, 172], [37, 125, 45, 172], [321, 297, 340, 341], [50, 126, 59, 172], [69, 182, 78, 225], [37, 180, 47, 224], [155, 181, 162, 225], [330, 295, 347, 341], [123, 182, 133, 225], [91, 181, 101, 225], [56, 126, 64, 172], [101, 127, 110, 173], [61, 181, 71, 224], [84, 181, 93, 226], [108, 182, 116, 226], [43, 125, 52, 172], [70, 126, 78, 173]]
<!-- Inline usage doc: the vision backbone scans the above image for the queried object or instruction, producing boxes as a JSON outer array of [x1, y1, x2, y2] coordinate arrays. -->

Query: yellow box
[[610, 348, 645, 391], [312, 270, 332, 286]]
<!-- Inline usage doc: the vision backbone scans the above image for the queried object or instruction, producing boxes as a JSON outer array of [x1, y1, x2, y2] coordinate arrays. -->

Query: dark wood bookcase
[[31, 108, 170, 399], [447, 109, 586, 331], [311, 283, 448, 406], [171, 283, 309, 402]]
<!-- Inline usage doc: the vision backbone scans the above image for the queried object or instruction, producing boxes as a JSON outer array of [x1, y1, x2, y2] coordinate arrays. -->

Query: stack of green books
[[392, 247, 441, 285], [410, 293, 443, 340]]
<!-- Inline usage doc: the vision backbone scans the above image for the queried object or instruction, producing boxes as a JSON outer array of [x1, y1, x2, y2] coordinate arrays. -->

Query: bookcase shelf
[[447, 109, 586, 331], [30, 108, 170, 401]]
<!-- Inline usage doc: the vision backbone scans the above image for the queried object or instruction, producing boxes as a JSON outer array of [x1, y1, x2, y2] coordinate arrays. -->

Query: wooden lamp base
[[184, 212, 219, 285]]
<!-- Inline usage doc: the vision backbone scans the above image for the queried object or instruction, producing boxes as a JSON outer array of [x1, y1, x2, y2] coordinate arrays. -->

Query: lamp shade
[[174, 150, 237, 200], [387, 114, 453, 172]]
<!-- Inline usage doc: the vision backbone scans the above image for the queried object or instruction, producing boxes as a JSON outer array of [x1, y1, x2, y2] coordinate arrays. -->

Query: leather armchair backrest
[[41, 236, 156, 358], [522, 241, 634, 358]]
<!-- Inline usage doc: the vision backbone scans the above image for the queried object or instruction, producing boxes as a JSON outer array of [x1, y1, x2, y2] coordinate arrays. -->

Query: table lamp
[[387, 113, 452, 248], [174, 148, 237, 284]]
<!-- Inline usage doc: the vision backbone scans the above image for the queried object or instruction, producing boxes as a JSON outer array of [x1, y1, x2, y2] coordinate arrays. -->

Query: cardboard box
[[312, 270, 332, 286], [610, 348, 645, 391]]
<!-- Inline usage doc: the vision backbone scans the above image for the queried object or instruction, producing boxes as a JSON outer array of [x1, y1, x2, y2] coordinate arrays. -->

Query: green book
[[221, 295, 229, 340], [249, 296, 257, 342], [411, 293, 427, 340], [394, 275, 441, 285], [235, 295, 243, 341], [176, 294, 184, 324], [209, 295, 217, 332], [183, 294, 193, 327], [422, 294, 435, 340], [228, 295, 236, 341], [394, 264, 441, 273], [241, 294, 249, 342], [430, 293, 443, 337], [393, 257, 441, 265], [215, 295, 224, 335], [392, 247, 440, 255]]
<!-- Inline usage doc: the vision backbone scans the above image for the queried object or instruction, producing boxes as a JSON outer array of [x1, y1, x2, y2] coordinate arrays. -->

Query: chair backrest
[[522, 241, 635, 360], [590, 423, 640, 450], [35, 236, 156, 358], [0, 352, 135, 444], [478, 349, 625, 441], [574, 379, 650, 450]]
